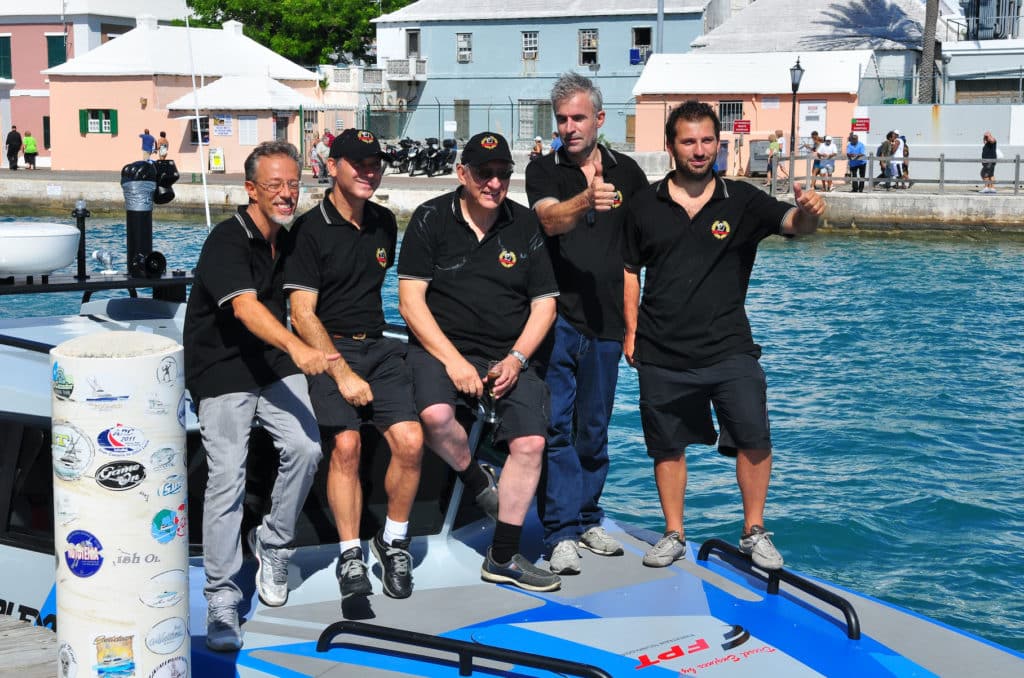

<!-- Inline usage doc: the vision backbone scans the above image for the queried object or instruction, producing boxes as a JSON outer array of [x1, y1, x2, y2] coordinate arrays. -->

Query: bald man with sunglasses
[[398, 131, 561, 592]]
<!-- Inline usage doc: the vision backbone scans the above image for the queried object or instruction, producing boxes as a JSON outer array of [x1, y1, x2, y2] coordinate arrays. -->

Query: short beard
[[674, 159, 715, 182], [269, 211, 295, 227]]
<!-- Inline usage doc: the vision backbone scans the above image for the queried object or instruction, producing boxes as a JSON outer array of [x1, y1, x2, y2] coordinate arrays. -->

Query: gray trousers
[[199, 373, 322, 604]]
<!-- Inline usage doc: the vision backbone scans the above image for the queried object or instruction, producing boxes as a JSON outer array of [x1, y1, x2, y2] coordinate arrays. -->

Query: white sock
[[339, 539, 360, 556], [382, 517, 409, 546]]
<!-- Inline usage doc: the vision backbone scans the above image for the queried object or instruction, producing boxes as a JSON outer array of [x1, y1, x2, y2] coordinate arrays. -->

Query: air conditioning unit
[[523, 51, 537, 61]]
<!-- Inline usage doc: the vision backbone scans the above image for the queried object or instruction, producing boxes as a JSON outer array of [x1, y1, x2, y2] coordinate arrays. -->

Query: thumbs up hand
[[589, 155, 618, 212]]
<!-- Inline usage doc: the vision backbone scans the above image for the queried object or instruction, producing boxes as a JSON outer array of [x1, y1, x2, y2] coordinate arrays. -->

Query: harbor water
[[3, 216, 1023, 652]]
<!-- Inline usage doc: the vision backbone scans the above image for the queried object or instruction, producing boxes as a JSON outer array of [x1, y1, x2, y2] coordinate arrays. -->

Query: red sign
[[732, 120, 751, 134], [851, 118, 870, 132]]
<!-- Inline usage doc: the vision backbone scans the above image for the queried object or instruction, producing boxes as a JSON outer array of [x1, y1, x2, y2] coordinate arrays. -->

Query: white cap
[[534, 136, 542, 142], [893, 129, 901, 135]]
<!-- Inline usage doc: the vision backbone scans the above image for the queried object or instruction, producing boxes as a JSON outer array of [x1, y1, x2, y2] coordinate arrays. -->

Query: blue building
[[372, 0, 707, 146]]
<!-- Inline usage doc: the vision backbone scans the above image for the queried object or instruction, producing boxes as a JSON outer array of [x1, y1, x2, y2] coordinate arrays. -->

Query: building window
[[718, 100, 743, 132], [406, 30, 420, 58], [0, 36, 11, 79], [78, 109, 118, 135], [631, 27, 652, 64], [189, 116, 210, 145], [519, 100, 552, 140], [522, 31, 538, 60], [579, 29, 598, 66], [43, 116, 51, 149], [239, 115, 258, 146], [456, 33, 472, 64], [46, 34, 67, 68], [454, 99, 469, 139]]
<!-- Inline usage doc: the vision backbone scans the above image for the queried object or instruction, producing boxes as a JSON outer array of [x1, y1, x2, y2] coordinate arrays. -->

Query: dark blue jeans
[[537, 315, 622, 553]]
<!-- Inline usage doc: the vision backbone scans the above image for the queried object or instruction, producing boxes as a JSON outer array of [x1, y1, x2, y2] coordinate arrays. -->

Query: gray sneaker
[[206, 597, 242, 652], [481, 549, 561, 592], [549, 539, 581, 575], [473, 463, 499, 521], [739, 525, 784, 570], [247, 526, 293, 607], [579, 525, 624, 556], [642, 531, 686, 567]]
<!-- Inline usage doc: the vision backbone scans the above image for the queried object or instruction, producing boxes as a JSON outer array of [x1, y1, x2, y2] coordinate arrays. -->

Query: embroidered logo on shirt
[[498, 249, 517, 268], [481, 136, 499, 150], [358, 130, 375, 143], [710, 220, 731, 240], [612, 190, 623, 208], [376, 247, 388, 268]]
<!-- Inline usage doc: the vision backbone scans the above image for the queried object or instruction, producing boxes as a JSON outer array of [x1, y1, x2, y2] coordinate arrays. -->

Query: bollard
[[73, 199, 91, 281], [52, 331, 189, 678], [121, 162, 158, 279]]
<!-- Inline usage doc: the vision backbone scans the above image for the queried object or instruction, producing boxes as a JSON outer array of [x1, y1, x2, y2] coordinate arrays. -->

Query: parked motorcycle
[[406, 140, 426, 176], [430, 138, 458, 176], [383, 138, 415, 174]]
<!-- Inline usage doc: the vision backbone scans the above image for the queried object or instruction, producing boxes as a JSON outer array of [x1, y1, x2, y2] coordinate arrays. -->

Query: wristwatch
[[508, 349, 529, 370]]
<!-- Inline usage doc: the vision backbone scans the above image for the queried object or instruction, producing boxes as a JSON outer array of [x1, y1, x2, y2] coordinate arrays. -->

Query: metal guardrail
[[765, 154, 1019, 195], [697, 538, 862, 641], [316, 620, 613, 677]]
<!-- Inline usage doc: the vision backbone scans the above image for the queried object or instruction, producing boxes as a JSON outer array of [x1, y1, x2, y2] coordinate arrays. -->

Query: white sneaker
[[248, 526, 293, 607], [206, 597, 242, 652], [643, 531, 686, 567], [549, 540, 581, 575], [738, 525, 784, 570], [578, 525, 624, 556]]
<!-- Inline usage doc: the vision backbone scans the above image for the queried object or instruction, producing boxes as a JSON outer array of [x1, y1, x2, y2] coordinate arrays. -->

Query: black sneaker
[[481, 548, 561, 592], [474, 463, 499, 521], [336, 546, 372, 599], [370, 530, 414, 599]]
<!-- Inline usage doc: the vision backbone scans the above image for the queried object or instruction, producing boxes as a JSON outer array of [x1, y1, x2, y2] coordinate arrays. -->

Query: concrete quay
[[2, 167, 1023, 232]]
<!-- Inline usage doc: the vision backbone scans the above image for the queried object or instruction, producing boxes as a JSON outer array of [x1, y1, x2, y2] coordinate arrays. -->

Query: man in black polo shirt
[[623, 101, 825, 571], [285, 129, 423, 601], [398, 131, 561, 592], [525, 72, 649, 575], [184, 140, 337, 651]]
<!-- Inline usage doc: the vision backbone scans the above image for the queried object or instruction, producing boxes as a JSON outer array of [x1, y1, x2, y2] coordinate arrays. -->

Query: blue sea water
[[4, 217, 1023, 652]]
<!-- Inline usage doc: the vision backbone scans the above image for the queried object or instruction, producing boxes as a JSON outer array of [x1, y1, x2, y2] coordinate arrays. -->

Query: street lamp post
[[788, 57, 804, 189]]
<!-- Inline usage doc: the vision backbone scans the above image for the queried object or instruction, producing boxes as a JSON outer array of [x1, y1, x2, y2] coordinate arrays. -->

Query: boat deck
[[0, 616, 57, 678]]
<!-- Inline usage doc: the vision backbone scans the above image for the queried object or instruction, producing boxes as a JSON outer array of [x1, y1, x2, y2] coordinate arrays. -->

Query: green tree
[[185, 0, 412, 67]]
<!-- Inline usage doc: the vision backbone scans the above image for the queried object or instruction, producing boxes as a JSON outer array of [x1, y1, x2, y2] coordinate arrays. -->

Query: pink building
[[632, 50, 874, 177], [1, 0, 187, 167], [44, 17, 324, 174]]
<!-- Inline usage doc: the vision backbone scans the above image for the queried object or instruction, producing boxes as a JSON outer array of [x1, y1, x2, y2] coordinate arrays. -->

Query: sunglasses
[[470, 166, 513, 181]]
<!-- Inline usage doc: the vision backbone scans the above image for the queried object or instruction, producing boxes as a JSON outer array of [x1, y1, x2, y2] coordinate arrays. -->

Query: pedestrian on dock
[[981, 132, 998, 193], [846, 133, 866, 192], [5, 125, 22, 170], [22, 131, 37, 170], [139, 128, 156, 161]]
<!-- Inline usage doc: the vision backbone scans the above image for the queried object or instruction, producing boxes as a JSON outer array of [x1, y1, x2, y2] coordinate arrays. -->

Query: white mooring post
[[51, 331, 189, 678]]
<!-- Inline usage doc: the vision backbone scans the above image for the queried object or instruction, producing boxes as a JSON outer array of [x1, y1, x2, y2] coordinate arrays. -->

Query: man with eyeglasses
[[285, 129, 424, 602], [398, 131, 561, 592], [525, 72, 649, 576], [184, 140, 337, 651]]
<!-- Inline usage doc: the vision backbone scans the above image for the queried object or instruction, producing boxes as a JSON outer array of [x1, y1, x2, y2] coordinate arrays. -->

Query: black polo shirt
[[623, 175, 795, 369], [525, 145, 648, 341], [282, 196, 397, 336], [184, 206, 299, 402], [397, 189, 559, 359]]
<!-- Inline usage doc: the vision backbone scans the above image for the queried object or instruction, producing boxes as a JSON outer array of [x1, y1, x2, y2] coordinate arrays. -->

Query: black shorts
[[637, 353, 771, 459], [308, 336, 418, 433], [981, 163, 995, 180], [405, 344, 549, 444]]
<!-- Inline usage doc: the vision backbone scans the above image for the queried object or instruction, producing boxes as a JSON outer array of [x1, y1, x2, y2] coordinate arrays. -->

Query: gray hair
[[550, 72, 603, 114], [244, 140, 301, 182]]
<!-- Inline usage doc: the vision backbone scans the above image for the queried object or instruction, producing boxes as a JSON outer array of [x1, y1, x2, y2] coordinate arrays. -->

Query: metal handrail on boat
[[697, 538, 861, 640], [316, 619, 613, 677]]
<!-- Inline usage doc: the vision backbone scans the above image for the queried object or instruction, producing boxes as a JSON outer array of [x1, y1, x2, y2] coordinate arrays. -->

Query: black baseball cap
[[329, 128, 385, 162], [460, 131, 513, 166]]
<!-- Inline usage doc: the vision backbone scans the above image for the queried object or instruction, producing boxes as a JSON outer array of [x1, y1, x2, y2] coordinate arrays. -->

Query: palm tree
[[918, 0, 939, 103]]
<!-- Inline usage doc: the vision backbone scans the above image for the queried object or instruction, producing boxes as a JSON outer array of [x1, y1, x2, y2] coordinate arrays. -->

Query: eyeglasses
[[470, 166, 513, 181], [254, 180, 301, 193]]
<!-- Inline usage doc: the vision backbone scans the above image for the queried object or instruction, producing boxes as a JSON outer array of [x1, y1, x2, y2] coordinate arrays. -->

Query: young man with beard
[[398, 132, 561, 592], [623, 101, 825, 570], [184, 140, 337, 651], [285, 129, 424, 601], [525, 72, 648, 575]]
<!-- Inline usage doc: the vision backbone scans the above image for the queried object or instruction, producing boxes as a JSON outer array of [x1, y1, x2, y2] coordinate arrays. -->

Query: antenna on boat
[[185, 14, 212, 231]]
